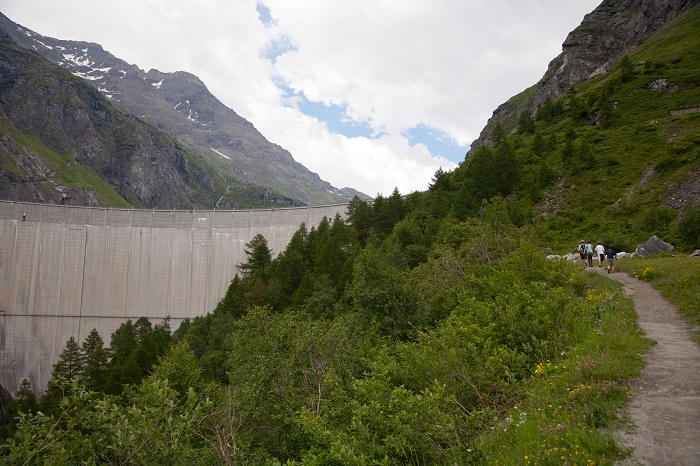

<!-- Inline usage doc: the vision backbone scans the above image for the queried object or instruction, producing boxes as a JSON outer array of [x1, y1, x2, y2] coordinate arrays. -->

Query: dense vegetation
[[2, 5, 699, 465], [0, 194, 655, 464], [463, 5, 700, 253]]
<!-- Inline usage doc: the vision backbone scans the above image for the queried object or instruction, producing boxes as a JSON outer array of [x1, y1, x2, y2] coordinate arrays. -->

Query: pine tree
[[620, 55, 634, 82], [215, 274, 247, 317], [104, 320, 138, 394], [239, 234, 272, 278], [134, 317, 153, 342], [81, 328, 109, 392], [347, 195, 374, 245], [109, 320, 137, 366], [52, 336, 84, 381], [0, 378, 38, 438]]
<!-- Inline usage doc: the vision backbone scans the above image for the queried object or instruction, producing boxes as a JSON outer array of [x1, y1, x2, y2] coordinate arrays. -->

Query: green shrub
[[678, 201, 700, 249]]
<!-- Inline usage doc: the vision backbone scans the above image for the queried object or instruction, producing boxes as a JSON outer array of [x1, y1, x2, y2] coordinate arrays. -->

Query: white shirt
[[595, 244, 605, 255]]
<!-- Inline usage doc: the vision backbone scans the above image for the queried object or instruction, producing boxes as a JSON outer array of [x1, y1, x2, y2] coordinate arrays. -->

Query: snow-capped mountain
[[0, 13, 368, 206]]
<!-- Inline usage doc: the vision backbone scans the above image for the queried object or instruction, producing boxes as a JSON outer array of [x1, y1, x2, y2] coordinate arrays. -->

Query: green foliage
[[1, 379, 213, 465], [225, 307, 372, 460], [6, 8, 700, 464], [474, 274, 653, 464], [678, 201, 700, 249], [102, 318, 171, 394], [518, 109, 536, 134], [348, 246, 422, 339], [214, 274, 247, 318], [52, 336, 84, 382], [145, 339, 203, 399], [81, 328, 109, 392], [619, 55, 634, 82], [616, 255, 700, 344], [0, 379, 38, 441], [239, 233, 273, 278]]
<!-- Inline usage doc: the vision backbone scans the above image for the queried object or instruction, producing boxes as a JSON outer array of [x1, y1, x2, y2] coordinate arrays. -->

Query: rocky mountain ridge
[[0, 28, 219, 209], [470, 0, 699, 150], [0, 14, 368, 207]]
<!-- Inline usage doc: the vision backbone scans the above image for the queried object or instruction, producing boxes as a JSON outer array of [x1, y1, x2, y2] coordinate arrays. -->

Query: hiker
[[605, 244, 617, 274], [578, 240, 586, 266], [595, 241, 605, 267], [585, 240, 594, 267]]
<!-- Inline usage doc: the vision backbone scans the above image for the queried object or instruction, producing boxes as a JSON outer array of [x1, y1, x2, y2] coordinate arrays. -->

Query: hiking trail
[[589, 267, 700, 465]]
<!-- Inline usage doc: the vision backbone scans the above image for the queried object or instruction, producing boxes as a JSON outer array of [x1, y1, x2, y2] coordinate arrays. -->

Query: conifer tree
[[0, 378, 38, 438], [239, 234, 272, 278], [134, 316, 153, 342], [81, 328, 109, 392], [52, 336, 84, 381], [215, 274, 247, 317], [347, 196, 373, 245]]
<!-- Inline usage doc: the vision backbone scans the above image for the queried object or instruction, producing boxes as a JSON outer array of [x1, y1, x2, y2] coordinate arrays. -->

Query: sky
[[1, 0, 601, 197]]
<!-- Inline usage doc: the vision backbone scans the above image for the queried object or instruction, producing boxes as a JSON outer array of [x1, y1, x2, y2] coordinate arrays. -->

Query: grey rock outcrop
[[635, 235, 675, 256]]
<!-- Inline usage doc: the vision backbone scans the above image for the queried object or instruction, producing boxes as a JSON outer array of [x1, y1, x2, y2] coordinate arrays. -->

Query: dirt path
[[588, 267, 700, 465]]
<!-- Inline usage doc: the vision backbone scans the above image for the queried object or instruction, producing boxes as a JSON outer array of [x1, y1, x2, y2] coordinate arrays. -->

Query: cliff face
[[470, 0, 700, 150], [0, 30, 217, 209]]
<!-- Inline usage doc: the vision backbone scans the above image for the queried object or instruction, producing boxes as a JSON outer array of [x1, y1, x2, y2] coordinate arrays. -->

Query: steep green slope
[[451, 5, 700, 253]]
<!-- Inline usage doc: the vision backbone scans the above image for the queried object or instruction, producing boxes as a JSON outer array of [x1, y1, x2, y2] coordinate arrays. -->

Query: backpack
[[578, 243, 586, 253]]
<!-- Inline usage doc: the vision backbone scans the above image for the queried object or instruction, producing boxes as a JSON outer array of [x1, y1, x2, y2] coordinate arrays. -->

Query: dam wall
[[0, 200, 348, 396]]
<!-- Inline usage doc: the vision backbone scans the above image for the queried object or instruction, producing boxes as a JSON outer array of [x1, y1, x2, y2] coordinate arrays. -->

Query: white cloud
[[1, 0, 601, 197]]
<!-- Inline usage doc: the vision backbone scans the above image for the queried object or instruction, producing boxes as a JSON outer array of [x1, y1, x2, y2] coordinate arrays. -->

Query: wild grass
[[475, 270, 653, 465], [616, 254, 700, 345], [523, 6, 700, 254]]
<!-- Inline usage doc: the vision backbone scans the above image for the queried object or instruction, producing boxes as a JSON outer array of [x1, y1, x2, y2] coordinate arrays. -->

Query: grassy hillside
[[617, 254, 700, 343], [452, 5, 700, 254]]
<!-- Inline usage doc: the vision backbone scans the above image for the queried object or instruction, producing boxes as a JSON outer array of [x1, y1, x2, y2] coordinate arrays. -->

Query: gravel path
[[589, 268, 700, 465]]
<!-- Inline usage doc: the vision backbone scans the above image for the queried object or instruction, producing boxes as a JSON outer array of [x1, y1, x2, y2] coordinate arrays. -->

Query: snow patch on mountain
[[211, 148, 231, 160]]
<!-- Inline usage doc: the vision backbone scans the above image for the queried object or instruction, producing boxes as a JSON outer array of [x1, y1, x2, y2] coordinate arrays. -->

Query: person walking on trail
[[595, 241, 605, 267], [585, 240, 594, 267], [578, 240, 586, 266], [605, 244, 617, 274]]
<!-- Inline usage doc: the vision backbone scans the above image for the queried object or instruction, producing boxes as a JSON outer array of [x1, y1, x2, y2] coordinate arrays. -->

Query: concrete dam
[[0, 200, 349, 396]]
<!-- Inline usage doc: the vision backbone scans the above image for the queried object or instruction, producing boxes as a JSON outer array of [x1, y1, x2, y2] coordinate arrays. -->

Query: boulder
[[635, 236, 674, 257], [691, 250, 700, 257]]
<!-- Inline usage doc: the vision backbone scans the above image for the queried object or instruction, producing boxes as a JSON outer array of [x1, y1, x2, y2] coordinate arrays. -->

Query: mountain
[[470, 0, 699, 150], [0, 28, 215, 208], [0, 14, 368, 208], [448, 0, 700, 253]]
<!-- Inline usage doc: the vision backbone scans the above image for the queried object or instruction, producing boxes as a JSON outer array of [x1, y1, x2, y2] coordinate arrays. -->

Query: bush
[[636, 264, 663, 281], [678, 201, 700, 249]]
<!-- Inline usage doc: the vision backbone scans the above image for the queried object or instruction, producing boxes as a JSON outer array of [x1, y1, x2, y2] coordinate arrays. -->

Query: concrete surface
[[0, 201, 348, 396]]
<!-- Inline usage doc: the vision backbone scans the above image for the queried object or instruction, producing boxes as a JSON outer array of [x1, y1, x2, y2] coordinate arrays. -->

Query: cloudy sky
[[2, 0, 600, 197]]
